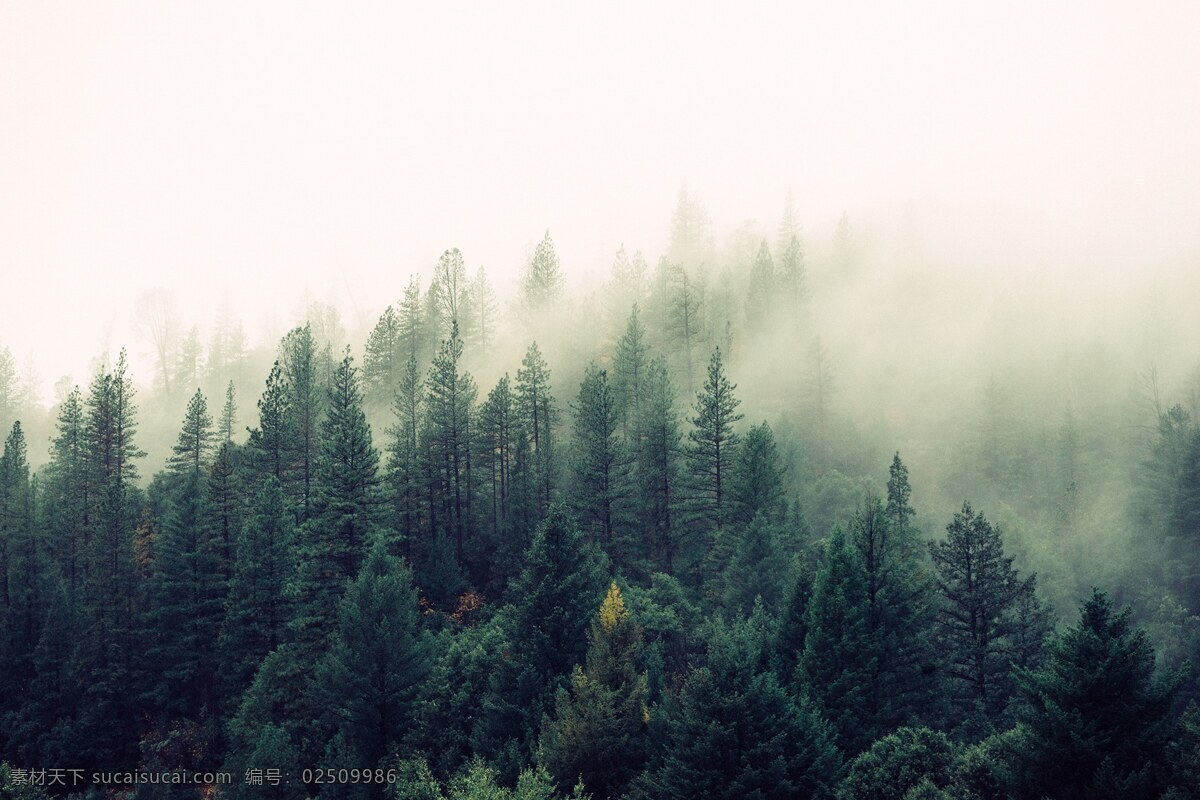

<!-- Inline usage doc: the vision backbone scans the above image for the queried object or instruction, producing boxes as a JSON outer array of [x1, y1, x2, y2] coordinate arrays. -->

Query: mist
[[3, 2, 1200, 796]]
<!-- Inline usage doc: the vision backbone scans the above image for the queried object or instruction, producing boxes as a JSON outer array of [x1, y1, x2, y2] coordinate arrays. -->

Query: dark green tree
[[517, 342, 556, 516], [425, 322, 476, 569], [246, 361, 292, 487], [280, 324, 324, 519], [728, 421, 786, 528], [540, 583, 649, 799], [571, 364, 631, 571], [315, 542, 432, 785], [169, 389, 215, 476], [1010, 590, 1182, 799], [687, 347, 743, 579], [634, 358, 682, 575], [613, 305, 650, 445], [362, 305, 400, 408], [835, 727, 956, 800], [800, 525, 878, 755], [929, 503, 1050, 721]]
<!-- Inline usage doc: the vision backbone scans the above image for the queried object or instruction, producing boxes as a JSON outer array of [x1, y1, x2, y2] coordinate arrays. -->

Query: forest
[[2, 192, 1200, 800]]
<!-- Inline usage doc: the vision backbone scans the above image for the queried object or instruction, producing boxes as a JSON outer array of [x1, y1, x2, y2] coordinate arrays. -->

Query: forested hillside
[[2, 197, 1200, 800]]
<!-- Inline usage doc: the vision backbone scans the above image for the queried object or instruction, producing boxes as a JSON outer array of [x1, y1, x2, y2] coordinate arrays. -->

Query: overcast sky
[[2, 1, 1199, 399]]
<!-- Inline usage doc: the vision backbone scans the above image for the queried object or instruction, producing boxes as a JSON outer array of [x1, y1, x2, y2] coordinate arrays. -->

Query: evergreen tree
[[292, 351, 383, 651], [142, 469, 224, 718], [929, 503, 1049, 720], [687, 347, 743, 548], [280, 325, 324, 519], [467, 266, 497, 357], [1011, 590, 1181, 799], [540, 583, 649, 800], [475, 507, 606, 773], [571, 364, 631, 571], [316, 542, 432, 784], [634, 359, 682, 575], [778, 234, 807, 305], [425, 322, 476, 569], [363, 305, 400, 408], [835, 727, 956, 800], [247, 362, 292, 487], [745, 239, 777, 327], [168, 389, 215, 476], [397, 277, 426, 364], [476, 375, 521, 590], [218, 478, 296, 713], [774, 566, 814, 690], [722, 513, 791, 617], [800, 525, 879, 755], [522, 230, 564, 314], [612, 305, 650, 445], [644, 608, 841, 799], [431, 248, 469, 342], [516, 342, 556, 516], [728, 421, 786, 527], [43, 387, 89, 596], [387, 354, 424, 560]]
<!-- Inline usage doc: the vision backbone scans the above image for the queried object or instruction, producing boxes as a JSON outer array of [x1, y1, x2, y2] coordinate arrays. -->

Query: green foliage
[[687, 347, 743, 573], [571, 364, 631, 571], [1010, 589, 1182, 799], [800, 525, 878, 755], [168, 389, 214, 476], [835, 727, 956, 800], [540, 584, 648, 799], [522, 231, 564, 314], [728, 422, 786, 528], [722, 513, 792, 617], [642, 607, 841, 799], [316, 542, 433, 771]]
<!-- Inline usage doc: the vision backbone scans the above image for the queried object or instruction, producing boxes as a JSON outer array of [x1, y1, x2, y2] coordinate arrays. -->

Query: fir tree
[[540, 583, 649, 800], [280, 325, 324, 519], [687, 348, 743, 566], [1011, 590, 1182, 799], [362, 305, 400, 408], [316, 542, 433, 782], [522, 230, 564, 314], [247, 362, 292, 487], [728, 421, 786, 527], [634, 359, 682, 575], [800, 525, 879, 755], [425, 323, 476, 568], [571, 364, 631, 571], [612, 305, 650, 445], [168, 389, 215, 476], [517, 342, 556, 516]]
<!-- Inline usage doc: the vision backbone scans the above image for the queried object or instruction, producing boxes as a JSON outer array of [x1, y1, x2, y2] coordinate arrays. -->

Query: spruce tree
[[745, 239, 777, 327], [168, 388, 215, 476], [362, 305, 400, 407], [425, 323, 476, 569], [516, 341, 556, 516], [728, 421, 786, 528], [540, 583, 649, 799], [247, 361, 292, 487], [800, 525, 879, 755], [521, 230, 564, 314], [613, 305, 650, 445], [280, 325, 324, 519], [571, 364, 631, 571], [386, 354, 424, 560], [1011, 590, 1181, 799], [634, 358, 682, 575], [687, 347, 742, 582], [315, 542, 433, 781]]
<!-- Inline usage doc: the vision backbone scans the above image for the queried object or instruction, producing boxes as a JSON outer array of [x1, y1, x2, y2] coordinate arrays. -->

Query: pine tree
[[929, 503, 1048, 720], [476, 375, 520, 590], [800, 525, 879, 755], [688, 347, 743, 539], [316, 542, 432, 779], [475, 507, 606, 771], [362, 305, 400, 408], [431, 249, 469, 342], [540, 583, 649, 800], [1011, 590, 1182, 799], [778, 234, 807, 305], [0, 346, 18, 440], [247, 362, 292, 487], [634, 359, 682, 576], [386, 354, 424, 560], [645, 608, 841, 799], [218, 478, 296, 713], [397, 277, 425, 365], [613, 305, 650, 445], [467, 266, 497, 358], [292, 351, 383, 650], [142, 469, 224, 718], [425, 323, 476, 568], [722, 513, 791, 616], [667, 268, 704, 395], [522, 231, 564, 314], [280, 325, 324, 519], [571, 364, 631, 571], [517, 342, 556, 516], [43, 387, 90, 597], [728, 421, 786, 527], [169, 389, 215, 476], [745, 240, 777, 328]]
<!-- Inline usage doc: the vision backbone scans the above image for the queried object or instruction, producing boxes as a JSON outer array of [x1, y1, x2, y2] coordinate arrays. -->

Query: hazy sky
[[3, 1, 1199, 399]]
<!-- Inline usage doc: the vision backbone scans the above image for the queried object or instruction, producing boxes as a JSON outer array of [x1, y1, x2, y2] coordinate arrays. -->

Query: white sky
[[2, 1, 1199, 398]]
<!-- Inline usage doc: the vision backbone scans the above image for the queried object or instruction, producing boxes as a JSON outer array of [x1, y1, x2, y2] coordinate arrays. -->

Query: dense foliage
[[1, 197, 1199, 798]]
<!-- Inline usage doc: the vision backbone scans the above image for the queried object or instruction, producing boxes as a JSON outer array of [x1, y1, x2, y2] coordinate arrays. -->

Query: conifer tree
[[397, 277, 425, 364], [1011, 590, 1181, 799], [540, 583, 649, 800], [386, 354, 424, 559], [477, 375, 520, 589], [218, 478, 296, 712], [571, 364, 631, 570], [800, 525, 879, 755], [316, 542, 432, 780], [247, 362, 292, 487], [929, 503, 1049, 720], [476, 507, 606, 771], [613, 305, 650, 445], [362, 305, 400, 407], [688, 347, 743, 541], [645, 607, 841, 799], [425, 322, 476, 567], [728, 421, 785, 527], [280, 325, 324, 519], [467, 266, 497, 357], [43, 387, 89, 596], [722, 513, 791, 616], [517, 342, 556, 516], [522, 230, 564, 314], [745, 239, 777, 327], [634, 359, 682, 575], [169, 389, 215, 476]]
